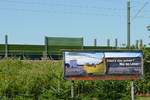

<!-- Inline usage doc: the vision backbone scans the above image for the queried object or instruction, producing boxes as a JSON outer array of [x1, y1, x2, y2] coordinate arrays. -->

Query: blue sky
[[0, 0, 150, 46]]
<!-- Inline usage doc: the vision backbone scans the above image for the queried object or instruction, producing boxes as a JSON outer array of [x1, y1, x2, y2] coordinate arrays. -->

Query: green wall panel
[[47, 37, 83, 47]]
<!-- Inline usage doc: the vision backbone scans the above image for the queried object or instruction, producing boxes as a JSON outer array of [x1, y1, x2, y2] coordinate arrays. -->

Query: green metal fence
[[46, 37, 83, 47]]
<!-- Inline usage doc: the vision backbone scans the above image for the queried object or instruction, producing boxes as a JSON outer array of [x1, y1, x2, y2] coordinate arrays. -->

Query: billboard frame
[[63, 49, 143, 80]]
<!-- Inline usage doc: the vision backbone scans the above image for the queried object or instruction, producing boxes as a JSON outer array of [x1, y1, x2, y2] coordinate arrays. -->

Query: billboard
[[64, 51, 143, 80]]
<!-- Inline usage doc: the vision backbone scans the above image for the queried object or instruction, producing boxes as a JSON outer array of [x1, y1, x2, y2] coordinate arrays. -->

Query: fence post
[[94, 38, 97, 47], [139, 39, 143, 49], [71, 81, 74, 99], [107, 39, 110, 47], [43, 36, 48, 59], [136, 40, 139, 49], [131, 81, 134, 100], [5, 34, 8, 58], [115, 38, 118, 48]]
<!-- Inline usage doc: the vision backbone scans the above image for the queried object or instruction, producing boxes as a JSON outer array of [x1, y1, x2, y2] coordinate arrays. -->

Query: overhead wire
[[132, 2, 149, 20], [0, 7, 125, 17], [0, 0, 125, 17], [0, 0, 124, 11], [1, 0, 149, 13], [0, 0, 150, 19]]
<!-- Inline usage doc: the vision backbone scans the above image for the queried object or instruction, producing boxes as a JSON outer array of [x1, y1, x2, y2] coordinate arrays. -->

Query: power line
[[0, 7, 124, 17], [0, 0, 125, 11], [0, 0, 150, 19], [132, 2, 149, 20], [0, 6, 150, 19], [1, 0, 150, 14], [131, 0, 149, 4]]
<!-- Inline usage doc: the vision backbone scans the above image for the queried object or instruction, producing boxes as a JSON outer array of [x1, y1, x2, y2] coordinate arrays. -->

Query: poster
[[64, 51, 143, 80]]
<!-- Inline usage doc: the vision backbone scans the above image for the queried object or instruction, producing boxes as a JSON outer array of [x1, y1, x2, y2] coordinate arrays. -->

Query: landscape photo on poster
[[64, 51, 143, 78]]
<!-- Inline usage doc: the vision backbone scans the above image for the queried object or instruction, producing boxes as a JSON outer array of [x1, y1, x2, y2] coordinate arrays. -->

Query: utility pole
[[5, 35, 8, 58], [127, 0, 131, 48], [127, 0, 134, 100]]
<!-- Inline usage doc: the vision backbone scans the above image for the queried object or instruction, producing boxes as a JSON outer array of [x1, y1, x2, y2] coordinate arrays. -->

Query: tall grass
[[0, 59, 131, 100], [0, 59, 71, 99]]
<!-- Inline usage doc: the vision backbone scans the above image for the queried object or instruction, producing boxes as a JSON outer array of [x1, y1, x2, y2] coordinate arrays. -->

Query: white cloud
[[65, 55, 102, 65], [105, 52, 142, 58]]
